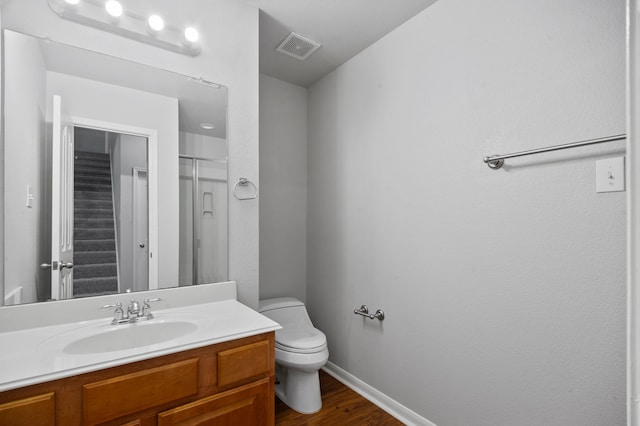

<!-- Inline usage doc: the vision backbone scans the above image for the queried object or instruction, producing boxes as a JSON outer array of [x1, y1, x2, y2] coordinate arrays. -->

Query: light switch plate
[[26, 185, 33, 208], [596, 156, 625, 193]]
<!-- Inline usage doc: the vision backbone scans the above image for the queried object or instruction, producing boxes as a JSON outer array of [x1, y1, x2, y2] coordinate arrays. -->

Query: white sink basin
[[62, 320, 198, 354]]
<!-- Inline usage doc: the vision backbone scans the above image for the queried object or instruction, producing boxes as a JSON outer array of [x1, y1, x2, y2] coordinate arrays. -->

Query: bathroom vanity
[[0, 282, 280, 425]]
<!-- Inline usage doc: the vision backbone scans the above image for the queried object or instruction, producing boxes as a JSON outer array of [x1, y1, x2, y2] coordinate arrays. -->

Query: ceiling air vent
[[275, 32, 321, 60]]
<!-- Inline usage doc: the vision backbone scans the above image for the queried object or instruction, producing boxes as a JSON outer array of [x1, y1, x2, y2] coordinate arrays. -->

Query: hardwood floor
[[275, 370, 404, 425]]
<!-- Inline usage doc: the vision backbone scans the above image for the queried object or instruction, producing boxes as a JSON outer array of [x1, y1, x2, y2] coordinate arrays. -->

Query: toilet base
[[275, 364, 322, 414]]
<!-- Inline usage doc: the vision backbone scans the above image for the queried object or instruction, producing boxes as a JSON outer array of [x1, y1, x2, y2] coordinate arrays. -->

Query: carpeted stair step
[[75, 173, 112, 184], [74, 251, 117, 265], [74, 219, 114, 229], [74, 199, 113, 210], [75, 152, 110, 159], [75, 182, 112, 192], [74, 154, 111, 167], [75, 208, 113, 219], [73, 277, 118, 297], [74, 263, 117, 279], [75, 239, 116, 251], [75, 228, 115, 240], [74, 190, 112, 201], [75, 166, 111, 176]]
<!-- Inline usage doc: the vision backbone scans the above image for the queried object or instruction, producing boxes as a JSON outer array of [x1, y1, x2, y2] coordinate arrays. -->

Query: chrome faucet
[[100, 298, 162, 325], [127, 300, 141, 317]]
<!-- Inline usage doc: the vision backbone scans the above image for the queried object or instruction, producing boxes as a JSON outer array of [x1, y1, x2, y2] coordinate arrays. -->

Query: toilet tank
[[258, 297, 312, 328]]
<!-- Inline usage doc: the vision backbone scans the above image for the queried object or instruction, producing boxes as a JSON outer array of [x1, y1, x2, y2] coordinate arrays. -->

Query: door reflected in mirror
[[2, 30, 228, 306]]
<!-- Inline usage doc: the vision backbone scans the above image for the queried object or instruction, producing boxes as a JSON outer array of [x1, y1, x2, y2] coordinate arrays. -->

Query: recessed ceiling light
[[64, 0, 80, 5], [105, 0, 123, 18], [148, 14, 164, 32], [184, 27, 199, 43], [200, 123, 215, 130]]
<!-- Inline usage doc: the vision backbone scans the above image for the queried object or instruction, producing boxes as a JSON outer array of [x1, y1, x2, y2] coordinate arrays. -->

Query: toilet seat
[[276, 341, 327, 354], [275, 325, 327, 354]]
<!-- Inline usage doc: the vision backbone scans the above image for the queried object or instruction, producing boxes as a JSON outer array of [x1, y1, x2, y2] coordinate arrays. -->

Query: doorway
[[73, 127, 149, 296]]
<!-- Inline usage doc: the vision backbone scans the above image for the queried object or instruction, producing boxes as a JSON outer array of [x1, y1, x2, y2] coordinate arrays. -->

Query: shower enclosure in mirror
[[2, 30, 228, 306], [179, 156, 228, 286]]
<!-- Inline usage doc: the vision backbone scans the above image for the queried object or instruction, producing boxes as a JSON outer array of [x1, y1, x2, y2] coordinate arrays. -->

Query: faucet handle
[[100, 302, 125, 324], [99, 302, 122, 310], [142, 298, 162, 319]]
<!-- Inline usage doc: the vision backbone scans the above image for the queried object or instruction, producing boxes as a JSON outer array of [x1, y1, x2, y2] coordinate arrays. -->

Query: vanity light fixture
[[184, 27, 199, 44], [104, 0, 123, 18], [47, 0, 201, 56], [147, 14, 165, 33]]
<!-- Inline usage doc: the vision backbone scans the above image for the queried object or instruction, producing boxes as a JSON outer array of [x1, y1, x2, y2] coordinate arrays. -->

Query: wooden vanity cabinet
[[0, 332, 275, 426]]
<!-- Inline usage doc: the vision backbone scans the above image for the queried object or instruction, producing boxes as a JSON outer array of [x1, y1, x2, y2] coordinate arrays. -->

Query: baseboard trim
[[322, 362, 437, 426]]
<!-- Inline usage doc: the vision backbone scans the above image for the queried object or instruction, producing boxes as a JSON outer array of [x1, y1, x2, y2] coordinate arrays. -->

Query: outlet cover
[[596, 156, 625, 193]]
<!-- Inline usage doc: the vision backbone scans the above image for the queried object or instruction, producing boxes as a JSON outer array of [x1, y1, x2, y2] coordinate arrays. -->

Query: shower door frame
[[179, 154, 228, 286], [628, 0, 639, 424]]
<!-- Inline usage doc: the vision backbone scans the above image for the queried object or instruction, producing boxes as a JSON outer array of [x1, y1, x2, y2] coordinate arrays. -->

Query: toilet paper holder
[[354, 305, 385, 321]]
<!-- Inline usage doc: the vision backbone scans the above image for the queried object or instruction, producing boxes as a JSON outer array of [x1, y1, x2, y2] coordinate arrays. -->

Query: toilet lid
[[275, 326, 327, 354]]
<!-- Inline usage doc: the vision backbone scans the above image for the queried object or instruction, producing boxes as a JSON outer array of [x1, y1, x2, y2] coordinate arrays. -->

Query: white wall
[[259, 74, 307, 302], [0, 0, 259, 308], [46, 71, 179, 289], [3, 30, 48, 304], [307, 1, 626, 425]]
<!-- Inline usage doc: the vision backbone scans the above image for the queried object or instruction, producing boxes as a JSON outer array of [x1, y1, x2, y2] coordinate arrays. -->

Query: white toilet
[[259, 297, 329, 414]]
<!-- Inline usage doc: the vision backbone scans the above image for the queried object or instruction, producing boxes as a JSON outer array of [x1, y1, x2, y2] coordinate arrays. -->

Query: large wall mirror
[[2, 30, 228, 306]]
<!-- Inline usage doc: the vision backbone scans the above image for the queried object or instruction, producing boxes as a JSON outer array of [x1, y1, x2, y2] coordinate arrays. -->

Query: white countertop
[[0, 299, 280, 392]]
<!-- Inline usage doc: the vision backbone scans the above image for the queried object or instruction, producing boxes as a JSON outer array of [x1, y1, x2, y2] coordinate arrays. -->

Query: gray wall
[[306, 0, 626, 425], [259, 74, 307, 302]]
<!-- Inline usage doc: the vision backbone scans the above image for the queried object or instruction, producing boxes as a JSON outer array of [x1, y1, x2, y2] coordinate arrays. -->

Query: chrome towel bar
[[483, 133, 626, 170], [354, 305, 385, 321]]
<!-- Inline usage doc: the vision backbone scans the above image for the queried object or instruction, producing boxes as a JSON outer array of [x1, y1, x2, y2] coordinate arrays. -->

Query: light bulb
[[148, 14, 164, 32], [105, 0, 123, 18], [184, 27, 199, 43], [64, 0, 80, 5]]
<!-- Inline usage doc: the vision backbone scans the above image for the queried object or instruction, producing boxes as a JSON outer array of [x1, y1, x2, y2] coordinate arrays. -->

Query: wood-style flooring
[[275, 370, 405, 425]]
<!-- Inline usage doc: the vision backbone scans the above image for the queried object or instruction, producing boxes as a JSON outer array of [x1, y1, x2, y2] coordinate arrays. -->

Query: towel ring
[[233, 177, 258, 200]]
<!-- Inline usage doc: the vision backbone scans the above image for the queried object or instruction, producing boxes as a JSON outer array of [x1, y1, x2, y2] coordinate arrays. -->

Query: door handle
[[139, 243, 145, 248], [42, 261, 72, 270], [40, 261, 59, 270]]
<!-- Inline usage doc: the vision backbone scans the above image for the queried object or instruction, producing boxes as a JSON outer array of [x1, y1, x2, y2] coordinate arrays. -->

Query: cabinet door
[[158, 378, 271, 426], [83, 358, 199, 425], [0, 392, 55, 426]]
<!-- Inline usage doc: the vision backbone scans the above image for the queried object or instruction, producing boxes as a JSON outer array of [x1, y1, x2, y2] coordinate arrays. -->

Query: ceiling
[[258, 0, 439, 88]]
